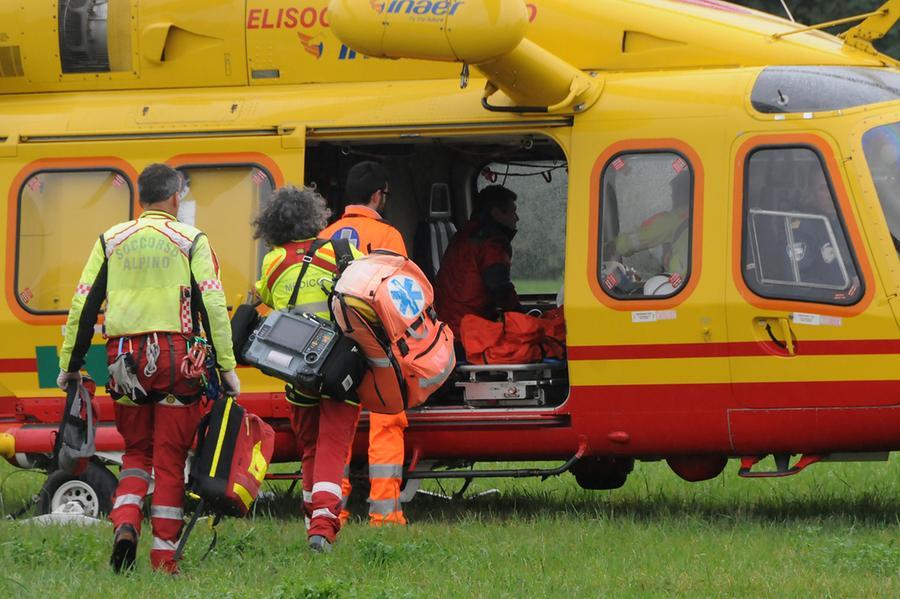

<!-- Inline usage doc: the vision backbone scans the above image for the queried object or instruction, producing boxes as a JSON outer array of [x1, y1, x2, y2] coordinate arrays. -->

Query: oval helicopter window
[[598, 152, 693, 300], [175, 165, 275, 303], [751, 67, 900, 114], [862, 122, 900, 259], [17, 169, 132, 313], [741, 147, 863, 305]]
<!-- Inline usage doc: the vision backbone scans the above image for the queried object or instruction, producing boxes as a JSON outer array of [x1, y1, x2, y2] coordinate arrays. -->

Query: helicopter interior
[[304, 133, 570, 409]]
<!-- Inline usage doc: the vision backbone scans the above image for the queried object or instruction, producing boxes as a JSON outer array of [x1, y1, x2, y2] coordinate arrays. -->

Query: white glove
[[221, 370, 241, 398], [56, 369, 81, 391], [820, 243, 836, 264]]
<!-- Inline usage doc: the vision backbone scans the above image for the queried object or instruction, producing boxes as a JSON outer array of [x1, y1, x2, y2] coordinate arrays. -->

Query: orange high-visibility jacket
[[320, 205, 407, 257]]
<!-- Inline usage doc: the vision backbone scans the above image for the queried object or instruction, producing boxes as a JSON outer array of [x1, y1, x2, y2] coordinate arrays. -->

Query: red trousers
[[290, 398, 359, 543], [106, 334, 201, 573], [110, 402, 200, 572]]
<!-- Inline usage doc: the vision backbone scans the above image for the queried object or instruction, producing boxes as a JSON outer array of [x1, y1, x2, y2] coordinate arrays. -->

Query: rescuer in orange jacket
[[58, 164, 240, 574], [435, 185, 523, 339], [319, 161, 409, 527]]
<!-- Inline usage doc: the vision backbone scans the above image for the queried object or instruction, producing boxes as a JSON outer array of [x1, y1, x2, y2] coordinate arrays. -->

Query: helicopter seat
[[413, 183, 457, 282]]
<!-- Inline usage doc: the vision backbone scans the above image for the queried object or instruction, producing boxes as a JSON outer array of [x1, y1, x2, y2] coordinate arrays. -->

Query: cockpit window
[[862, 122, 900, 257], [751, 67, 900, 114], [741, 147, 863, 305]]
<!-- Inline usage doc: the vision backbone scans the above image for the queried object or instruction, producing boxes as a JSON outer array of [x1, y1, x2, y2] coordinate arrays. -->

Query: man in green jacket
[[58, 163, 239, 574]]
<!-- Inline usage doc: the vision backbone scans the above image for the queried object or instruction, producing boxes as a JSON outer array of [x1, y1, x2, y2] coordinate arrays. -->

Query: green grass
[[0, 456, 897, 597], [514, 279, 560, 296]]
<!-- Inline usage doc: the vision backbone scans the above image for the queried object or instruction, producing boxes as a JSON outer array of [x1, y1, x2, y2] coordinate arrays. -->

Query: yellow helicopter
[[0, 0, 898, 515]]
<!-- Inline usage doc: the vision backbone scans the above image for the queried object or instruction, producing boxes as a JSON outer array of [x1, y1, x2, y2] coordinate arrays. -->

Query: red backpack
[[175, 396, 275, 560], [331, 251, 455, 413]]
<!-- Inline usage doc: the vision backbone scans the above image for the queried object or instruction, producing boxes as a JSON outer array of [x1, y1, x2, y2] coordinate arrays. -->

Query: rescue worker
[[253, 185, 363, 552], [57, 163, 240, 574], [318, 161, 409, 528], [435, 185, 522, 339], [604, 169, 691, 278]]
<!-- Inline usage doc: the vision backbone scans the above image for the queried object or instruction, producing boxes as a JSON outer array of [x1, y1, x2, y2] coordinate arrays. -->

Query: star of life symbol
[[389, 276, 424, 317], [333, 227, 360, 249]]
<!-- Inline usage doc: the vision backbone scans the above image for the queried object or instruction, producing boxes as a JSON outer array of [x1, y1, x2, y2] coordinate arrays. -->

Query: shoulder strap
[[287, 239, 327, 309], [265, 240, 310, 292], [267, 239, 342, 293], [330, 238, 354, 273]]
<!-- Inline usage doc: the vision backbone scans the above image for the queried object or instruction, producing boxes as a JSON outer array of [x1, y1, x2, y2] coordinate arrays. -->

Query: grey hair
[[138, 163, 181, 205], [253, 185, 332, 247]]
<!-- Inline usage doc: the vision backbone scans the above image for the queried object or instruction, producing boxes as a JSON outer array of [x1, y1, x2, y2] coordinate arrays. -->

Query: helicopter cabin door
[[567, 127, 732, 457], [724, 131, 900, 456]]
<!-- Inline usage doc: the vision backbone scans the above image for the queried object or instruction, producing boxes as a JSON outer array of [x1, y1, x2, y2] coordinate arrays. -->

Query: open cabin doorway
[[305, 132, 570, 409]]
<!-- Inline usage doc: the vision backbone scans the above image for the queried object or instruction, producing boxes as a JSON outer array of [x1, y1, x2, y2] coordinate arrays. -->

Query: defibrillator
[[243, 310, 339, 385]]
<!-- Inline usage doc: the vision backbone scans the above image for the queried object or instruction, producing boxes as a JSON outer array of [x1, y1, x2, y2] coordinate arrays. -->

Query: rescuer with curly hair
[[253, 185, 362, 553], [253, 185, 331, 246]]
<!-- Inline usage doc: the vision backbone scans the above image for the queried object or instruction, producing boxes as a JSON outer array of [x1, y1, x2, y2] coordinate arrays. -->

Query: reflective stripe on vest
[[265, 239, 340, 294], [105, 220, 194, 259]]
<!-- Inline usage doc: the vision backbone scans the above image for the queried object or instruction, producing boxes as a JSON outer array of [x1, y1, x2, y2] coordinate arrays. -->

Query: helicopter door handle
[[763, 317, 796, 356]]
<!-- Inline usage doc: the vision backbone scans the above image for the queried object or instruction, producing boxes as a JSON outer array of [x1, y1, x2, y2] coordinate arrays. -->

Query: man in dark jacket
[[435, 185, 522, 338]]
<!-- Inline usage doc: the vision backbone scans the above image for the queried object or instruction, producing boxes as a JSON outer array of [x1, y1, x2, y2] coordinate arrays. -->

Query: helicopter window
[[741, 147, 863, 305], [598, 152, 693, 299], [862, 122, 900, 260], [751, 67, 900, 114], [16, 169, 132, 313], [176, 165, 275, 306], [58, 0, 132, 74], [476, 161, 568, 296]]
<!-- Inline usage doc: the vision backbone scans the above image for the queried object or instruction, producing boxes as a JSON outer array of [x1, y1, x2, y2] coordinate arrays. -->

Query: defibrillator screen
[[265, 313, 318, 351]]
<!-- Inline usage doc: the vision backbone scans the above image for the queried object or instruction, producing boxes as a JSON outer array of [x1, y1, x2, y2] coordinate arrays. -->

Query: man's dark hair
[[344, 161, 388, 205], [473, 185, 517, 220], [138, 163, 182, 205], [253, 185, 332, 247]]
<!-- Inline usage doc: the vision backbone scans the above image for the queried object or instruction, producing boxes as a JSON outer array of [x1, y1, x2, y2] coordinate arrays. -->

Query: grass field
[[0, 456, 897, 597]]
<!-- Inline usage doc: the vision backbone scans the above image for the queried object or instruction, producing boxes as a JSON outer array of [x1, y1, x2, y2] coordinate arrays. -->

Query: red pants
[[106, 333, 201, 573], [110, 402, 200, 573], [290, 398, 359, 543]]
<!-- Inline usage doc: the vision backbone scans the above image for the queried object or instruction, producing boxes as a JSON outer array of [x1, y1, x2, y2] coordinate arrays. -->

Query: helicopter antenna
[[778, 0, 795, 23]]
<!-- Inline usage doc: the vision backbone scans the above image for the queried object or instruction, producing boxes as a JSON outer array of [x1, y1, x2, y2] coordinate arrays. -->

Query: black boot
[[110, 524, 138, 573]]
